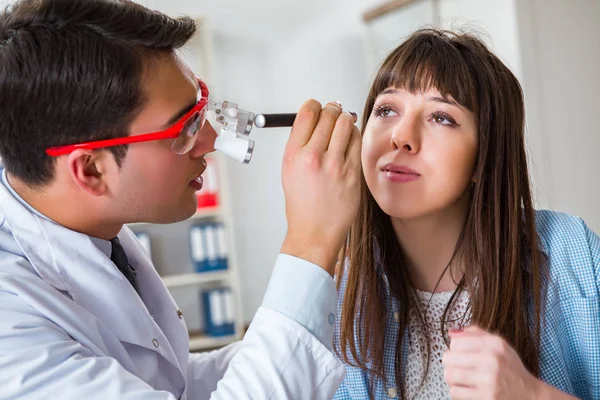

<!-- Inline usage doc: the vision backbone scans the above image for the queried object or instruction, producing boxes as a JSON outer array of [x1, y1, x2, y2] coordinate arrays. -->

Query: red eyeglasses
[[45, 78, 210, 157]]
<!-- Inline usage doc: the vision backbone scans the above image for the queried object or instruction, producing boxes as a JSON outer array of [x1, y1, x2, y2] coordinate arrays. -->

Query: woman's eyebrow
[[380, 88, 399, 96], [377, 89, 463, 110], [427, 96, 461, 108]]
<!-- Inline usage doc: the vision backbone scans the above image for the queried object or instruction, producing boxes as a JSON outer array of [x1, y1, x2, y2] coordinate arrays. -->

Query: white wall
[[438, 0, 523, 78], [516, 0, 600, 232]]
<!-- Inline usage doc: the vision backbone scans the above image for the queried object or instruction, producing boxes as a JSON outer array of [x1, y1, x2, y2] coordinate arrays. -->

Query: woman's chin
[[374, 197, 429, 220]]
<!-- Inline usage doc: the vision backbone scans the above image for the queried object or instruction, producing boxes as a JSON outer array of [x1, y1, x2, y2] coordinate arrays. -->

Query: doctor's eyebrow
[[162, 101, 197, 129], [161, 77, 201, 129]]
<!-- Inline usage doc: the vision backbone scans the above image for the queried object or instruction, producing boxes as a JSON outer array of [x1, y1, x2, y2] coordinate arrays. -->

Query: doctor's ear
[[66, 149, 114, 196]]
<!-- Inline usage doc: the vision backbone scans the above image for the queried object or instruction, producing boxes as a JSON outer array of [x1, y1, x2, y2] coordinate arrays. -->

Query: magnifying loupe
[[209, 99, 299, 164]]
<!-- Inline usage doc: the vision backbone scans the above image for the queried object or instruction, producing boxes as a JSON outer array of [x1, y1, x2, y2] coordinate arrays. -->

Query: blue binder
[[215, 223, 229, 271], [202, 287, 235, 337], [189, 225, 208, 272], [204, 224, 220, 271]]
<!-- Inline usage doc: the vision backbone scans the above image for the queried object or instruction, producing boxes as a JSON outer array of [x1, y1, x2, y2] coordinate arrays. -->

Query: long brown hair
[[336, 29, 545, 398]]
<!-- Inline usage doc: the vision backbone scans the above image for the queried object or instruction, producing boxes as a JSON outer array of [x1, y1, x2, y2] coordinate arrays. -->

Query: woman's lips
[[381, 163, 421, 183]]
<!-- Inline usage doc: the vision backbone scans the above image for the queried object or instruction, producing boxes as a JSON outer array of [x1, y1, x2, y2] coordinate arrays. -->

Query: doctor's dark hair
[[0, 0, 196, 186], [336, 29, 546, 399]]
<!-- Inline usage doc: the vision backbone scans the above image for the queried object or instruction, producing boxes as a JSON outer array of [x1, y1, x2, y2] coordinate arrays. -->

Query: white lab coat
[[0, 180, 345, 399]]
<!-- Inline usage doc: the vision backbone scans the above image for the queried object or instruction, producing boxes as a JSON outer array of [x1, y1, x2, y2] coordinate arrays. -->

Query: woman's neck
[[391, 191, 471, 293]]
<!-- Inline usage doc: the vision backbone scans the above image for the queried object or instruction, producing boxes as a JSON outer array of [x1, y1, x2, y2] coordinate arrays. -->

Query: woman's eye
[[374, 106, 397, 118], [432, 112, 458, 126]]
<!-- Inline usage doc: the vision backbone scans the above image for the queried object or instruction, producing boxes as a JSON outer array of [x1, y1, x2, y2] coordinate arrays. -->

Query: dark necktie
[[110, 237, 140, 295]]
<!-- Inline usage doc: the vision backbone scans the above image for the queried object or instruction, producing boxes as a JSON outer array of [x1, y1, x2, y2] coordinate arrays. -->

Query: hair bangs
[[372, 29, 478, 113]]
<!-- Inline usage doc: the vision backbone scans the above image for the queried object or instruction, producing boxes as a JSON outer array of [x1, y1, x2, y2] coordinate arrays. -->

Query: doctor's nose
[[189, 120, 218, 158]]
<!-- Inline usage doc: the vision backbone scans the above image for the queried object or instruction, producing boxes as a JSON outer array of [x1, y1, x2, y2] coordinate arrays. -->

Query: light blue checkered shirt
[[333, 210, 600, 399]]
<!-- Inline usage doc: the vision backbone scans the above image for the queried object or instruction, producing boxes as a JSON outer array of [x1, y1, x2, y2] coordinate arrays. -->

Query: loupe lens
[[171, 110, 206, 155]]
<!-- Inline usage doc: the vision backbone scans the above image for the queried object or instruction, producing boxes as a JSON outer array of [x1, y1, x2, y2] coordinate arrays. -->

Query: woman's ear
[[66, 149, 112, 196]]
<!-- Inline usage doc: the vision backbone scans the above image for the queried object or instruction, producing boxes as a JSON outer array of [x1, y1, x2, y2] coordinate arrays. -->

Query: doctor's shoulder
[[0, 203, 64, 302]]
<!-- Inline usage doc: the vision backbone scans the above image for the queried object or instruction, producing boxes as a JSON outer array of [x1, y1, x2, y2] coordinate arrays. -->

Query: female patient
[[334, 29, 599, 400]]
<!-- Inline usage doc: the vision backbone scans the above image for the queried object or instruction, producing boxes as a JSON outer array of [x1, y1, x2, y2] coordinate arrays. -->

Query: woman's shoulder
[[534, 209, 599, 297], [534, 209, 597, 252]]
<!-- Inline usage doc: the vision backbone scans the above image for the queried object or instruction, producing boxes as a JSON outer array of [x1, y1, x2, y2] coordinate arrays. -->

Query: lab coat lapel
[[118, 230, 190, 373], [0, 183, 185, 373]]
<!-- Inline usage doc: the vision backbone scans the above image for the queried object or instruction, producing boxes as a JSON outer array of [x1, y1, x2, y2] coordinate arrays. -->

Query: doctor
[[0, 0, 361, 399]]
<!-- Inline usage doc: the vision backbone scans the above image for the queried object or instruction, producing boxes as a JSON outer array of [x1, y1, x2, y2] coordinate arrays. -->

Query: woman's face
[[362, 87, 478, 220]]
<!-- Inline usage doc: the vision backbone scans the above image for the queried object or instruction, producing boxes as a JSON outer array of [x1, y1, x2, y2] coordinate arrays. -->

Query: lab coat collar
[[0, 182, 187, 374]]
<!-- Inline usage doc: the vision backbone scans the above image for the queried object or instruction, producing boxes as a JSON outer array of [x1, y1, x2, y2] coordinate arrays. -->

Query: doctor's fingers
[[286, 99, 322, 151], [306, 101, 344, 153], [327, 111, 358, 160], [344, 125, 362, 171]]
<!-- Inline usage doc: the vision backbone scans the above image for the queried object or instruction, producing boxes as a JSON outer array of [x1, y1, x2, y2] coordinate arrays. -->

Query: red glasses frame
[[45, 78, 210, 157]]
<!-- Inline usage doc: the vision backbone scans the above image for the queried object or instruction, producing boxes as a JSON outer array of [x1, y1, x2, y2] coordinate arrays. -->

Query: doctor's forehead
[[130, 56, 199, 134]]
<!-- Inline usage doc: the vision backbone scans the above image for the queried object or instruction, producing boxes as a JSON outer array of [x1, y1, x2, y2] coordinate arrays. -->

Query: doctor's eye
[[372, 104, 397, 118]]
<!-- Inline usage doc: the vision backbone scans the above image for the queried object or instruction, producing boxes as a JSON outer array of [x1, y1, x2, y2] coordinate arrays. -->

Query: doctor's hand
[[280, 100, 361, 276], [443, 326, 577, 400]]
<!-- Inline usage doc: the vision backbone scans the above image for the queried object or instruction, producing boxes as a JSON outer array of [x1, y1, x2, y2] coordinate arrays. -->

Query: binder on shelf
[[216, 223, 229, 271], [223, 288, 236, 327], [202, 287, 235, 337], [196, 158, 219, 209], [134, 231, 152, 260], [189, 225, 208, 273], [204, 224, 220, 271], [189, 222, 229, 273]]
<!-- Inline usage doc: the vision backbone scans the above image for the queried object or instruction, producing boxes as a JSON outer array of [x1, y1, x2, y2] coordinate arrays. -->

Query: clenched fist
[[443, 326, 578, 400]]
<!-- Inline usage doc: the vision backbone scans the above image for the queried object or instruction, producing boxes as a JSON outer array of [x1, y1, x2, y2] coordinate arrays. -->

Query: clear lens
[[171, 108, 207, 155]]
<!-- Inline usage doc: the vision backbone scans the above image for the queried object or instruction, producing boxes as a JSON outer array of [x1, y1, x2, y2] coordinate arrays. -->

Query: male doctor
[[0, 0, 361, 399]]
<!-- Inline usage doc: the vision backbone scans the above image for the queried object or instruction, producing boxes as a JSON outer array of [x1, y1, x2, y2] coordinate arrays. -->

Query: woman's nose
[[390, 113, 420, 154]]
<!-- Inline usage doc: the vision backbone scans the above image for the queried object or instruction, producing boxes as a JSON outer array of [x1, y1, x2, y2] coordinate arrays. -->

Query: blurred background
[[147, 0, 600, 334], [2, 0, 598, 349]]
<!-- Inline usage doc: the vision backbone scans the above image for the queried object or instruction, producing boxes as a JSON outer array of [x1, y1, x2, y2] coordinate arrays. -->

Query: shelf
[[128, 207, 221, 227], [189, 331, 239, 351], [162, 270, 231, 288]]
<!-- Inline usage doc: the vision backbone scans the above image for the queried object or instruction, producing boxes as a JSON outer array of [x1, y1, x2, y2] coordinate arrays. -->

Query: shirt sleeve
[[261, 253, 338, 349], [186, 254, 346, 400]]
